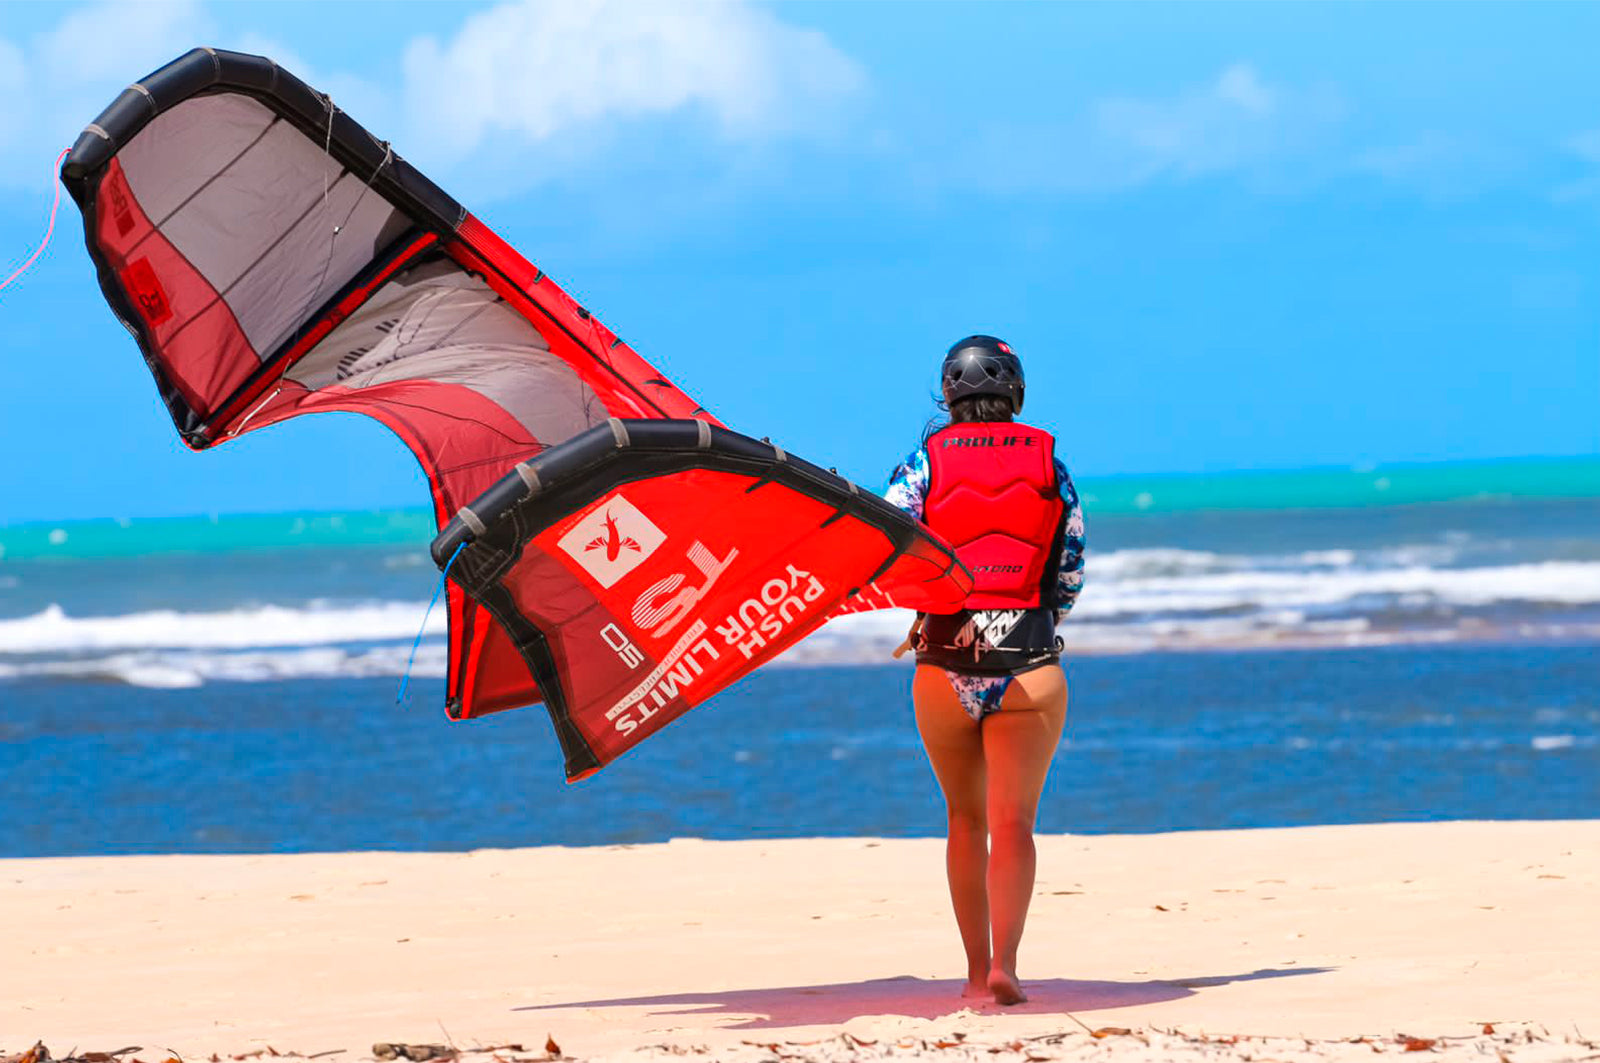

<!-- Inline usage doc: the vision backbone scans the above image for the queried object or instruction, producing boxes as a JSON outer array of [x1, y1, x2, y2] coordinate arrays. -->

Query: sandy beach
[[4, 822, 1598, 1062]]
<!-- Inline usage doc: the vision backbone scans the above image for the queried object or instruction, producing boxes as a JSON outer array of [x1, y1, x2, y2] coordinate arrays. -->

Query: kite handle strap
[[396, 540, 468, 705]]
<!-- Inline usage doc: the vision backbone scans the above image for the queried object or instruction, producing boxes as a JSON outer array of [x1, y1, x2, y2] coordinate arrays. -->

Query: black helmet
[[941, 335, 1024, 414]]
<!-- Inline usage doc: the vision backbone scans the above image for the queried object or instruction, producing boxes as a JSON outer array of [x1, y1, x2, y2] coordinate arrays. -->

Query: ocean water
[[1, 649, 1596, 857], [1, 460, 1598, 856]]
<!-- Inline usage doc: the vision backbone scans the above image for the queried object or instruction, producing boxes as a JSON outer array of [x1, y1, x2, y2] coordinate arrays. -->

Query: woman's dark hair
[[948, 395, 1016, 424], [923, 394, 1014, 442]]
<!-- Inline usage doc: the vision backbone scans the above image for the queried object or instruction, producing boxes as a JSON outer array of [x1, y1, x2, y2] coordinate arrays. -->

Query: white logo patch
[[954, 608, 1026, 651], [558, 494, 666, 588]]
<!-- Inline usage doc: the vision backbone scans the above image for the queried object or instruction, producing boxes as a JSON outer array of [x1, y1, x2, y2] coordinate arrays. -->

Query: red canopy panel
[[63, 48, 972, 776], [432, 420, 971, 780]]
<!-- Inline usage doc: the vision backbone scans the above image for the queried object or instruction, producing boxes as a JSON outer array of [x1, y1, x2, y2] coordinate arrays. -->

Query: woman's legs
[[982, 664, 1068, 1003], [912, 664, 990, 995]]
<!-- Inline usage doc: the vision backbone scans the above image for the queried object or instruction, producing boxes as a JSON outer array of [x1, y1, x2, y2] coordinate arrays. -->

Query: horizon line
[[2, 452, 1598, 541]]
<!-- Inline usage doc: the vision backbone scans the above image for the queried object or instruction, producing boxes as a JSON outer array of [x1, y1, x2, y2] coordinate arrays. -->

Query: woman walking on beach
[[886, 336, 1085, 1005]]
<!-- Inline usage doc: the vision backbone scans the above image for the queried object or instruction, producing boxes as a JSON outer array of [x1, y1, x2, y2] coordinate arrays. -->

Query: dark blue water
[[3, 643, 1595, 857]]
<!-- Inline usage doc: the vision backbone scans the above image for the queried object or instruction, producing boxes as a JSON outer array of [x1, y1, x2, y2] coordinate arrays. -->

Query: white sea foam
[[3, 544, 1599, 685], [0, 601, 440, 654], [1089, 549, 1237, 579], [808, 610, 1388, 658], [1530, 735, 1585, 752], [1087, 542, 1463, 580], [0, 644, 448, 689], [1077, 558, 1600, 618]]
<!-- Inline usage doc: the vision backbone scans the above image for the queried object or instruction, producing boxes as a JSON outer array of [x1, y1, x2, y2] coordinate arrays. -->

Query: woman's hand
[[892, 615, 925, 659]]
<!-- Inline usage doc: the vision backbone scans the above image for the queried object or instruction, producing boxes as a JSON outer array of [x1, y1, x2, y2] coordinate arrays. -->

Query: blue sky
[[1, 1, 1597, 522]]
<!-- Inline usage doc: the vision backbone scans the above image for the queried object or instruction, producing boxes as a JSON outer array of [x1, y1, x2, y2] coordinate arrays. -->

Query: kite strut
[[0, 149, 70, 296]]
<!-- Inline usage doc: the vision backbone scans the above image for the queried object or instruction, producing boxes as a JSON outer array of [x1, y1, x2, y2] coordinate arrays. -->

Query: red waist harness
[[924, 422, 1064, 611]]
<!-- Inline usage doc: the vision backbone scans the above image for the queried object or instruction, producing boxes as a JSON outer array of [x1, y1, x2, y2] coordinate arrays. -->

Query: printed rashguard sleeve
[[884, 445, 930, 522], [1056, 459, 1086, 619]]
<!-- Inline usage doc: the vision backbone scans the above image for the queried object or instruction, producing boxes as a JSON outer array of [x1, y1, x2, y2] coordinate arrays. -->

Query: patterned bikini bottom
[[943, 670, 1015, 721]]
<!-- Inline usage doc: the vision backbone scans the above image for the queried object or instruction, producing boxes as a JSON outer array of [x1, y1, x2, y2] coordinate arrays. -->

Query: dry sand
[[4, 823, 1598, 1062]]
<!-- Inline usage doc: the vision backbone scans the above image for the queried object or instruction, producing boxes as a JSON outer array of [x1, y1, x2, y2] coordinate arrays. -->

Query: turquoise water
[[0, 508, 438, 560], [3, 456, 1597, 561], [1076, 455, 1600, 514]]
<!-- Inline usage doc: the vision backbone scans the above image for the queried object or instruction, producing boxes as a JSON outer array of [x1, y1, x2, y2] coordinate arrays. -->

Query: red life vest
[[923, 421, 1063, 611]]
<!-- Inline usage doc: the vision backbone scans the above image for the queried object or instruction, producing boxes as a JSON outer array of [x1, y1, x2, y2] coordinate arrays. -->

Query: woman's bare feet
[[987, 968, 1027, 1005], [960, 958, 992, 1000]]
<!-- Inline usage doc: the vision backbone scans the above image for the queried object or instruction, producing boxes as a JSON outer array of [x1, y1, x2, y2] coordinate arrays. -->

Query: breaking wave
[[0, 643, 446, 689], [4, 544, 1600, 687], [0, 601, 440, 654]]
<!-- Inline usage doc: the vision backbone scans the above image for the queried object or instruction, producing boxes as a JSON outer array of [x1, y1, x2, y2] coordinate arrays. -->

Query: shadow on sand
[[515, 967, 1333, 1029]]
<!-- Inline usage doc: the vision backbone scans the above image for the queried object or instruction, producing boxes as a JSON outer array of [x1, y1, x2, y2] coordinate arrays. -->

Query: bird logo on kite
[[584, 510, 643, 563]]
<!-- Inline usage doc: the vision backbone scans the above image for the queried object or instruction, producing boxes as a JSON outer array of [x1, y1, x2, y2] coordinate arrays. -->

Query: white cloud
[[230, 32, 391, 136], [938, 63, 1344, 197], [1352, 132, 1458, 181], [1347, 132, 1524, 200], [1553, 129, 1600, 202], [399, 0, 862, 158], [34, 0, 208, 92], [0, 0, 213, 188], [0, 0, 861, 202], [1568, 130, 1600, 164], [1214, 65, 1275, 115], [1092, 63, 1336, 183], [0, 38, 26, 152]]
